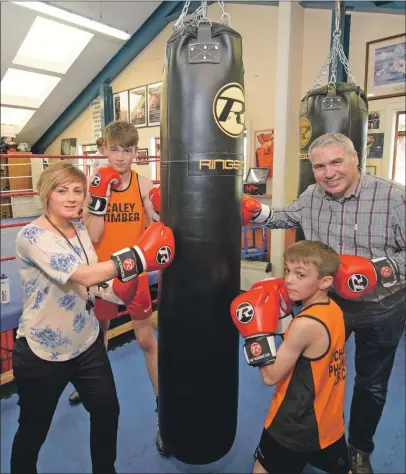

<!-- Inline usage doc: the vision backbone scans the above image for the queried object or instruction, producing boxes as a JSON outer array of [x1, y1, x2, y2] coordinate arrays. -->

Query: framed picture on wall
[[368, 111, 380, 130], [147, 82, 162, 127], [365, 33, 406, 100], [367, 133, 385, 159], [61, 138, 77, 156], [136, 148, 148, 165], [112, 91, 129, 121], [366, 165, 377, 176], [129, 86, 147, 128], [254, 129, 274, 178]]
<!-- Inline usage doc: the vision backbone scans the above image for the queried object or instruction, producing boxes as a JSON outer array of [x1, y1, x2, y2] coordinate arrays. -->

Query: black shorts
[[254, 429, 350, 474]]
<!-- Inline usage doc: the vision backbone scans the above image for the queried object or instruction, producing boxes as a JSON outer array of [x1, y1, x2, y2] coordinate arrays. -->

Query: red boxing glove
[[149, 186, 161, 222], [111, 222, 175, 282], [334, 255, 399, 299], [230, 278, 289, 366], [242, 195, 272, 226], [96, 277, 138, 305], [96, 275, 152, 321], [88, 166, 121, 215], [251, 278, 293, 336]]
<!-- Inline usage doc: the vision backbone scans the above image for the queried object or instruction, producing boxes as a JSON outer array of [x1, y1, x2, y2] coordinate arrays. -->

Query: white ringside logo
[[347, 274, 369, 293], [90, 173, 101, 187], [235, 302, 254, 324], [156, 246, 172, 265]]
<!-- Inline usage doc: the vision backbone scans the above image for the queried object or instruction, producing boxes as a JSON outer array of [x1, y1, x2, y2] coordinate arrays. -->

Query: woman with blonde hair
[[10, 161, 174, 473]]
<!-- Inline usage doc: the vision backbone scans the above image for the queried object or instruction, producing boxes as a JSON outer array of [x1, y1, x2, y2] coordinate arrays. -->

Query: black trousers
[[332, 293, 406, 455], [10, 331, 119, 474]]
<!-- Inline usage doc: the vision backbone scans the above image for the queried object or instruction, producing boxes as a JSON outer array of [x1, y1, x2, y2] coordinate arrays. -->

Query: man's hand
[[334, 255, 400, 299], [242, 195, 272, 226]]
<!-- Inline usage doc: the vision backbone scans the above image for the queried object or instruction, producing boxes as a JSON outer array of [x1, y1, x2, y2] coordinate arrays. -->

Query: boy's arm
[[83, 206, 105, 244], [83, 175, 106, 244], [259, 317, 319, 386], [139, 175, 154, 225]]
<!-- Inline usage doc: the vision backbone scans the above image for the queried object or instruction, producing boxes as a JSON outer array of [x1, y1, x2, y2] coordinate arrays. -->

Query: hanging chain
[[173, 0, 231, 31], [195, 1, 210, 26], [310, 0, 357, 91], [335, 0, 340, 30], [173, 0, 191, 31], [217, 0, 231, 26]]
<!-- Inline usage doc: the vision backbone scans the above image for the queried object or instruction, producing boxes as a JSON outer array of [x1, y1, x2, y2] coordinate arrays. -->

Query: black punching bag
[[296, 83, 368, 241], [158, 22, 244, 464]]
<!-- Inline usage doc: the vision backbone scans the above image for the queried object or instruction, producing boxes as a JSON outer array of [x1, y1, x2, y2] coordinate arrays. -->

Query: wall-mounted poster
[[368, 111, 380, 130], [255, 129, 274, 178], [136, 148, 148, 165], [129, 86, 147, 128], [113, 91, 129, 121], [366, 165, 377, 176], [91, 98, 103, 139], [365, 33, 406, 100], [61, 138, 77, 156], [367, 133, 385, 159], [147, 82, 162, 127]]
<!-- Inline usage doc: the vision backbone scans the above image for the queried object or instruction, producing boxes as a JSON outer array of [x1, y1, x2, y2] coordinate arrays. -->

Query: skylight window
[[12, 2, 130, 41], [1, 68, 60, 109], [1, 107, 35, 134], [13, 17, 94, 74]]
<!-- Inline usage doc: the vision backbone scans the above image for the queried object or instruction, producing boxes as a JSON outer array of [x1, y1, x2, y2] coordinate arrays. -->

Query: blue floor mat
[[1, 333, 405, 473]]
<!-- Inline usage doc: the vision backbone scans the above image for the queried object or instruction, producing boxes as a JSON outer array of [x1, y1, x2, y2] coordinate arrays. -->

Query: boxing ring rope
[[0, 154, 161, 217], [0, 154, 161, 161], [1, 153, 162, 382], [1, 152, 162, 282]]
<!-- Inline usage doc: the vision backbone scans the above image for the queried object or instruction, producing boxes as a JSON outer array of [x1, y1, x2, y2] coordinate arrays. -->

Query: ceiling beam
[[32, 1, 183, 153], [300, 0, 404, 13]]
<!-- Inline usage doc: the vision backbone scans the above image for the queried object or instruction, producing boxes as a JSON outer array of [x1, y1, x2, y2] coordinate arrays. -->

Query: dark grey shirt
[[265, 173, 405, 302]]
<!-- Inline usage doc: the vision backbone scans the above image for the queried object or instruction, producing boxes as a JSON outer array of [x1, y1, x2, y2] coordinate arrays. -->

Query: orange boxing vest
[[265, 299, 346, 451], [95, 170, 145, 262]]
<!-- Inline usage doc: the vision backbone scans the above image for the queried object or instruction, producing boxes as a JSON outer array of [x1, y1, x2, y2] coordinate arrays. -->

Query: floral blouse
[[15, 221, 99, 361]]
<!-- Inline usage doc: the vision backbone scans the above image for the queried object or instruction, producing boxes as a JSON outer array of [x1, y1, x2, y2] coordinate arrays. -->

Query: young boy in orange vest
[[231, 241, 350, 474]]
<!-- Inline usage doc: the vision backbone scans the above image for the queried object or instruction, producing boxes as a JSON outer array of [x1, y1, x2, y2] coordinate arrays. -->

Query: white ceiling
[[0, 1, 161, 146]]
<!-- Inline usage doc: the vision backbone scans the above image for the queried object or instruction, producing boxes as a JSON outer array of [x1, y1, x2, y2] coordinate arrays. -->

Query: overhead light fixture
[[1, 68, 60, 109], [12, 2, 130, 41], [1, 107, 36, 134], [13, 17, 94, 74]]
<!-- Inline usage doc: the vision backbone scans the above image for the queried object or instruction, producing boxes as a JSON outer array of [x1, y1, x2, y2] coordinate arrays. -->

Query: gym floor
[[1, 331, 405, 473]]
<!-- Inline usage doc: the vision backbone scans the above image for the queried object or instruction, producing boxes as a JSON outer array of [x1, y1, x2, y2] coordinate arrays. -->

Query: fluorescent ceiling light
[[1, 68, 60, 108], [13, 17, 94, 74], [1, 107, 35, 134], [12, 2, 130, 41]]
